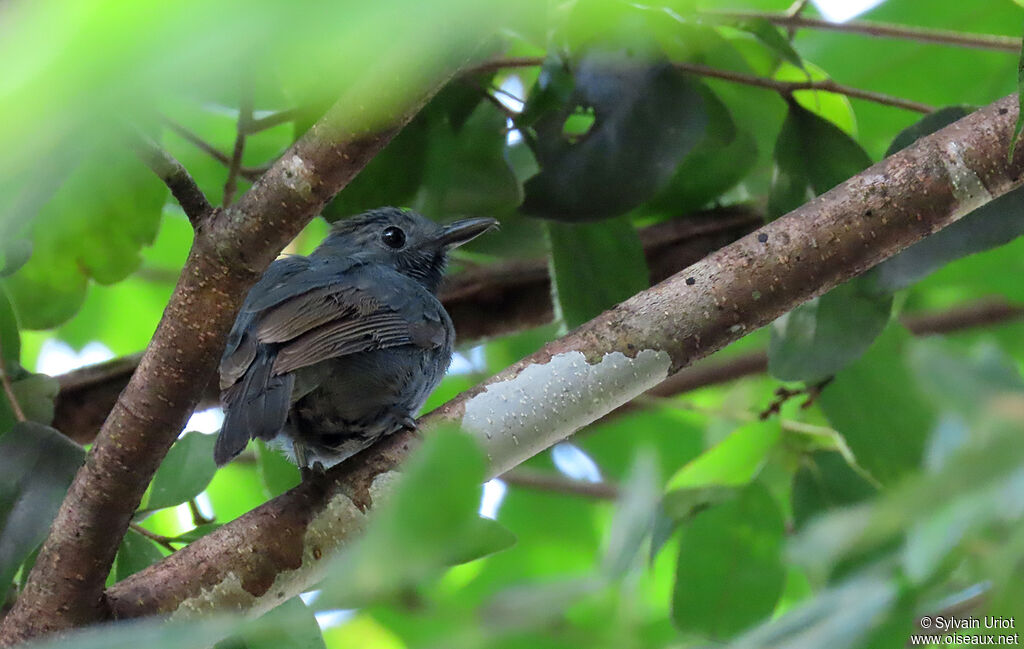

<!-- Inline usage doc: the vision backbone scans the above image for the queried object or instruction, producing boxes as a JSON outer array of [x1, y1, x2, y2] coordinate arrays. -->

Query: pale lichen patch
[[281, 154, 314, 200], [461, 349, 671, 477], [941, 141, 993, 217]]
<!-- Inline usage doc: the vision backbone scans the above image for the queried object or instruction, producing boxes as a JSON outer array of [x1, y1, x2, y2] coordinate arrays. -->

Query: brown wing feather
[[256, 286, 371, 343]]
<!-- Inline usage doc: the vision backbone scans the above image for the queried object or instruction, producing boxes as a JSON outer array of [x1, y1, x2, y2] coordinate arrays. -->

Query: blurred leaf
[[0, 421, 84, 587], [114, 529, 166, 581], [546, 218, 649, 328], [3, 150, 167, 329], [724, 573, 898, 649], [672, 483, 785, 639], [907, 338, 1024, 418], [645, 85, 758, 215], [318, 427, 511, 608], [791, 450, 877, 530], [578, 408, 703, 482], [144, 432, 217, 512], [768, 101, 871, 219], [239, 597, 326, 649], [1013, 34, 1024, 157], [447, 517, 518, 566], [869, 106, 1024, 292], [819, 327, 933, 485], [521, 53, 707, 221], [255, 440, 300, 499], [666, 420, 780, 492], [768, 279, 893, 383], [481, 576, 605, 633], [603, 452, 659, 579]]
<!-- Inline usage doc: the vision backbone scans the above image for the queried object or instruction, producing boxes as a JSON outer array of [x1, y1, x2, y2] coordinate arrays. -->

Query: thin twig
[[500, 468, 619, 500], [128, 523, 177, 553], [785, 0, 810, 18], [132, 134, 213, 226], [676, 61, 933, 113], [711, 10, 1021, 53], [244, 108, 300, 134], [188, 499, 213, 526], [162, 117, 264, 182], [462, 56, 933, 113], [222, 86, 253, 207], [0, 336, 25, 423]]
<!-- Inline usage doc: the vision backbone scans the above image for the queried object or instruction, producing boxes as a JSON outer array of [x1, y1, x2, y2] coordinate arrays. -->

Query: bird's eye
[[381, 226, 406, 249]]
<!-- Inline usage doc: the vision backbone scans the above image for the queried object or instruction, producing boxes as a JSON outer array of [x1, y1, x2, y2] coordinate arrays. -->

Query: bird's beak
[[436, 217, 500, 249]]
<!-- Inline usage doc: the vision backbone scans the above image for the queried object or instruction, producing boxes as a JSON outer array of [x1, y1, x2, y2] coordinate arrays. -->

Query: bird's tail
[[215, 347, 294, 466]]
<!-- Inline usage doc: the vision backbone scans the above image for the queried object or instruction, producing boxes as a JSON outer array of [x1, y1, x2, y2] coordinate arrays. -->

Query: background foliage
[[2, 0, 1024, 647]]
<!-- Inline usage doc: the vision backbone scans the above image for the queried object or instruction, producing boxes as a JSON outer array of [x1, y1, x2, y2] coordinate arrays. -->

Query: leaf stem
[[0, 336, 25, 423], [128, 523, 178, 553]]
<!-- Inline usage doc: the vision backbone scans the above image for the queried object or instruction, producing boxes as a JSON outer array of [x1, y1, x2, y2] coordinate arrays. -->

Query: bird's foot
[[300, 460, 329, 493]]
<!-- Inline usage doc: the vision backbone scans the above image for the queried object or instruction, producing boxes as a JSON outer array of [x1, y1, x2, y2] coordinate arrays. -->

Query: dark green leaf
[[546, 218, 649, 328], [522, 53, 707, 221], [0, 421, 85, 587], [415, 102, 521, 218], [114, 529, 166, 581], [3, 149, 167, 329], [645, 85, 758, 215], [672, 482, 785, 639], [768, 101, 872, 219], [145, 432, 217, 511], [818, 327, 934, 485], [768, 279, 893, 383], [0, 286, 19, 367], [792, 451, 878, 530], [870, 106, 1024, 292], [171, 523, 222, 544], [1012, 33, 1024, 158]]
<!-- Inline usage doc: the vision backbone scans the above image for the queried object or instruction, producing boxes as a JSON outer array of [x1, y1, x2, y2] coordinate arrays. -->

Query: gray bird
[[215, 207, 498, 470]]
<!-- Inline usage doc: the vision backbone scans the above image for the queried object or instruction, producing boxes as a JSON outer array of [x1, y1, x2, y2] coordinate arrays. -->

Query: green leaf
[[317, 427, 512, 608], [239, 597, 327, 649], [415, 101, 521, 218], [0, 421, 85, 587], [869, 106, 1024, 292], [0, 286, 19, 368], [255, 440, 300, 499], [1012, 32, 1024, 158], [768, 101, 872, 219], [792, 451, 878, 530], [730, 18, 803, 70], [546, 218, 649, 328], [521, 53, 707, 221], [144, 432, 217, 511], [603, 452, 659, 579], [672, 482, 786, 639], [818, 327, 934, 485], [907, 338, 1024, 419], [171, 523, 222, 544], [768, 279, 893, 383], [114, 529, 166, 581], [0, 371, 60, 435], [666, 420, 780, 492], [3, 149, 167, 329]]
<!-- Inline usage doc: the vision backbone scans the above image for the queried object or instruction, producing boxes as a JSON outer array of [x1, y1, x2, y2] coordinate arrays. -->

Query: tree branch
[[713, 10, 1021, 53], [133, 135, 214, 226], [468, 56, 933, 113], [222, 85, 253, 207], [105, 95, 1024, 621], [675, 62, 933, 113], [162, 118, 264, 182], [0, 83, 446, 646]]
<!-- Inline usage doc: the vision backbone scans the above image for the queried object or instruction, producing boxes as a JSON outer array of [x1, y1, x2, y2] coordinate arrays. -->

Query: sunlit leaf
[[144, 431, 217, 512]]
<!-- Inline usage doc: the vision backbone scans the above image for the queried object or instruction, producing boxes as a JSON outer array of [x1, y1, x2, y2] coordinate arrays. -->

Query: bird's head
[[315, 207, 499, 293]]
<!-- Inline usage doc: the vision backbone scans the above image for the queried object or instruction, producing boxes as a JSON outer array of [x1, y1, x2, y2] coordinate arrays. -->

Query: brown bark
[[106, 95, 1024, 619]]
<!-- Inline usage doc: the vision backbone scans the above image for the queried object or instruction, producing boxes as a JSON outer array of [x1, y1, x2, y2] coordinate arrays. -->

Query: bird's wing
[[261, 266, 449, 375]]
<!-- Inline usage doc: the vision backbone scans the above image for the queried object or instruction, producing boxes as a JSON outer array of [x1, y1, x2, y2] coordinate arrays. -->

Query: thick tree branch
[[133, 136, 213, 226], [106, 95, 1024, 620], [51, 209, 762, 444], [0, 86, 444, 646]]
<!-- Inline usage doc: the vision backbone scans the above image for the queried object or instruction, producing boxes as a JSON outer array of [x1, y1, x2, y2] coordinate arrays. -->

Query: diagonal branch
[[106, 94, 1024, 621], [133, 134, 214, 226], [0, 82, 448, 647], [222, 85, 253, 207]]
